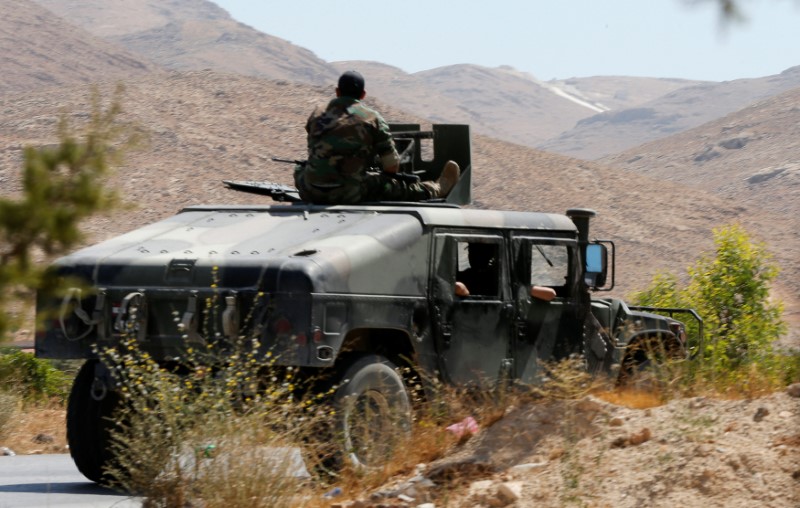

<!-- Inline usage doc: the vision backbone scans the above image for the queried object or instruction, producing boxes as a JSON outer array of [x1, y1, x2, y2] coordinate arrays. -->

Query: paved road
[[0, 454, 140, 508]]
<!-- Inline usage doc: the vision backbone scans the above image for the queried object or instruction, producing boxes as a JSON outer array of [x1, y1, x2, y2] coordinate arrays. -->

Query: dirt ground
[[2, 387, 798, 507], [334, 387, 800, 508]]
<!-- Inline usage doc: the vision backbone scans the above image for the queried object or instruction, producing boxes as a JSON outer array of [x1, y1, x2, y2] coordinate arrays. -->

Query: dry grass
[[0, 403, 67, 454], [594, 388, 665, 409], [1, 340, 794, 508]]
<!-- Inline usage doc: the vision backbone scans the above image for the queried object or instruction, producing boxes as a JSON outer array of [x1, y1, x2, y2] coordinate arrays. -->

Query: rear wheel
[[67, 360, 123, 484], [334, 355, 412, 468]]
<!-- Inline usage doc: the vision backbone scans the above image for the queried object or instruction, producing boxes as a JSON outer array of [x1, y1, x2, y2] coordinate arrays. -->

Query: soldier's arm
[[374, 115, 400, 173]]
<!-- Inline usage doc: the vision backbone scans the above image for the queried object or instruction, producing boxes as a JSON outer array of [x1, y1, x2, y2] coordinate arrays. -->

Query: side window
[[456, 241, 500, 298], [530, 243, 570, 292]]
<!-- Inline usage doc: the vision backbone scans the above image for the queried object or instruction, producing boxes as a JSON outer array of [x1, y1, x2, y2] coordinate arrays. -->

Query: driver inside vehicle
[[455, 243, 498, 297]]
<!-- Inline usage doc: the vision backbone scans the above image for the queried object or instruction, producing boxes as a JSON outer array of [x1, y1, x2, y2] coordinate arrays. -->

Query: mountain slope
[[32, 0, 338, 85], [602, 86, 800, 217], [0, 0, 157, 93], [539, 66, 800, 159], [548, 75, 704, 112], [415, 64, 596, 146], [28, 0, 719, 154]]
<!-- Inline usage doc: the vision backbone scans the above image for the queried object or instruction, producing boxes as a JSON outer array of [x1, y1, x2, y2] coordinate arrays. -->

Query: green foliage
[[631, 224, 791, 390], [0, 85, 137, 340], [687, 224, 786, 368], [0, 349, 71, 402], [629, 272, 688, 309]]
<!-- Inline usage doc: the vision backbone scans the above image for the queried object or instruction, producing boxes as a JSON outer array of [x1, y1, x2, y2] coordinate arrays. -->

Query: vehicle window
[[530, 244, 569, 288], [456, 241, 500, 298]]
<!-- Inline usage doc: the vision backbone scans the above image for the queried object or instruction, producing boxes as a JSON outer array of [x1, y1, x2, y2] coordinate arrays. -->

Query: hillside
[[603, 86, 800, 218], [32, 0, 338, 85], [540, 66, 800, 159], [27, 0, 721, 155], [415, 64, 597, 146], [548, 75, 704, 112], [0, 0, 158, 93], [26, 0, 800, 171]]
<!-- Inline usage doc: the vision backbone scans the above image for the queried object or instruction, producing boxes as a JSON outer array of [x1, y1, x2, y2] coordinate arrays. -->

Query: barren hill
[[0, 0, 158, 93], [602, 86, 800, 217], [32, 0, 338, 85], [27, 0, 716, 154], [415, 64, 597, 146], [29, 0, 800, 172], [540, 66, 800, 159], [548, 75, 704, 112]]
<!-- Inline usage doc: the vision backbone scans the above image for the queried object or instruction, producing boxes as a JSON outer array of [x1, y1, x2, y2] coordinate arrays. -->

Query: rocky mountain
[[0, 0, 158, 93], [27, 0, 708, 152], [540, 66, 800, 159], [32, 0, 339, 85], [603, 86, 800, 217]]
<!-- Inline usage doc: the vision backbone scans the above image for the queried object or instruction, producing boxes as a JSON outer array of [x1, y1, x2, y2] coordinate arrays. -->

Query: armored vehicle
[[35, 124, 700, 482]]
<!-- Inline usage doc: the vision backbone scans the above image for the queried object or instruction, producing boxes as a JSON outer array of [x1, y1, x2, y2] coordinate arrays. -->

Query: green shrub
[[631, 224, 793, 392], [687, 224, 786, 368], [0, 86, 136, 340], [0, 350, 71, 402]]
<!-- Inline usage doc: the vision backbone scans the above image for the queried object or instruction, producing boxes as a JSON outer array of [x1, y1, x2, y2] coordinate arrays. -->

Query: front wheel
[[334, 355, 412, 468], [617, 336, 686, 388], [67, 360, 123, 484]]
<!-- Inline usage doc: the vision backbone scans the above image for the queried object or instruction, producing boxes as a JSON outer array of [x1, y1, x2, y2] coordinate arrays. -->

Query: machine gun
[[224, 123, 472, 205]]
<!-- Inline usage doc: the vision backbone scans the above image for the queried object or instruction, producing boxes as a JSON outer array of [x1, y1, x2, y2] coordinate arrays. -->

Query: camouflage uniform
[[294, 97, 436, 204]]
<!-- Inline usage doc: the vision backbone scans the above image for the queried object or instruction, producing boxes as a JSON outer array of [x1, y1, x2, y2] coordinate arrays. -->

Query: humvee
[[35, 124, 700, 482]]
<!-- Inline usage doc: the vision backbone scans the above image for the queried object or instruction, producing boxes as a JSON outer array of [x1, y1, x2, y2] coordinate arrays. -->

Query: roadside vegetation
[[631, 223, 799, 397], [0, 86, 136, 451]]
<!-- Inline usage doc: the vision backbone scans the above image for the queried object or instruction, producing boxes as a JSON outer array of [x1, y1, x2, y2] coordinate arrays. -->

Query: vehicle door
[[431, 232, 513, 386], [510, 236, 584, 384]]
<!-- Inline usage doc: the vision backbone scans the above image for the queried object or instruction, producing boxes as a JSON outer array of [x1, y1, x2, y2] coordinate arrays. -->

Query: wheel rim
[[345, 388, 400, 466]]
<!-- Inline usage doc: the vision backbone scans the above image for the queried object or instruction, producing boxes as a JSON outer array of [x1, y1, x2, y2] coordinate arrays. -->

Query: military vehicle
[[35, 124, 701, 482]]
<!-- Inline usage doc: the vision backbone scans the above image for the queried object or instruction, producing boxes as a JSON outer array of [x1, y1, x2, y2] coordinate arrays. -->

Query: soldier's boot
[[435, 160, 460, 198]]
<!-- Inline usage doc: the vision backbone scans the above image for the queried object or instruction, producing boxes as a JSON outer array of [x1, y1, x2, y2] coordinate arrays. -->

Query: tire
[[334, 355, 412, 469], [617, 336, 685, 389], [67, 360, 123, 484]]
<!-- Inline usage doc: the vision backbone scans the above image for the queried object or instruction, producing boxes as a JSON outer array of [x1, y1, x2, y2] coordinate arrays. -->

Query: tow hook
[[90, 377, 108, 401]]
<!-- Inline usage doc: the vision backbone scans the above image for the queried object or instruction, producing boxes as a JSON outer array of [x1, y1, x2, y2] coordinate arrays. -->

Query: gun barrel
[[271, 157, 305, 165]]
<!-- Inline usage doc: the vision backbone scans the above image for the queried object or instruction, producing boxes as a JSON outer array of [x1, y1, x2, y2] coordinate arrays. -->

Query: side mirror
[[585, 243, 607, 288]]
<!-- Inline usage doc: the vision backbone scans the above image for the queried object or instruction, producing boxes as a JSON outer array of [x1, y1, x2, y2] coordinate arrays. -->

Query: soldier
[[294, 70, 460, 204]]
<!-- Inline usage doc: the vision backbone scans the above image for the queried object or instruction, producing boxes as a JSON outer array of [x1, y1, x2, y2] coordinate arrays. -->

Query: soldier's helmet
[[338, 70, 365, 98]]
